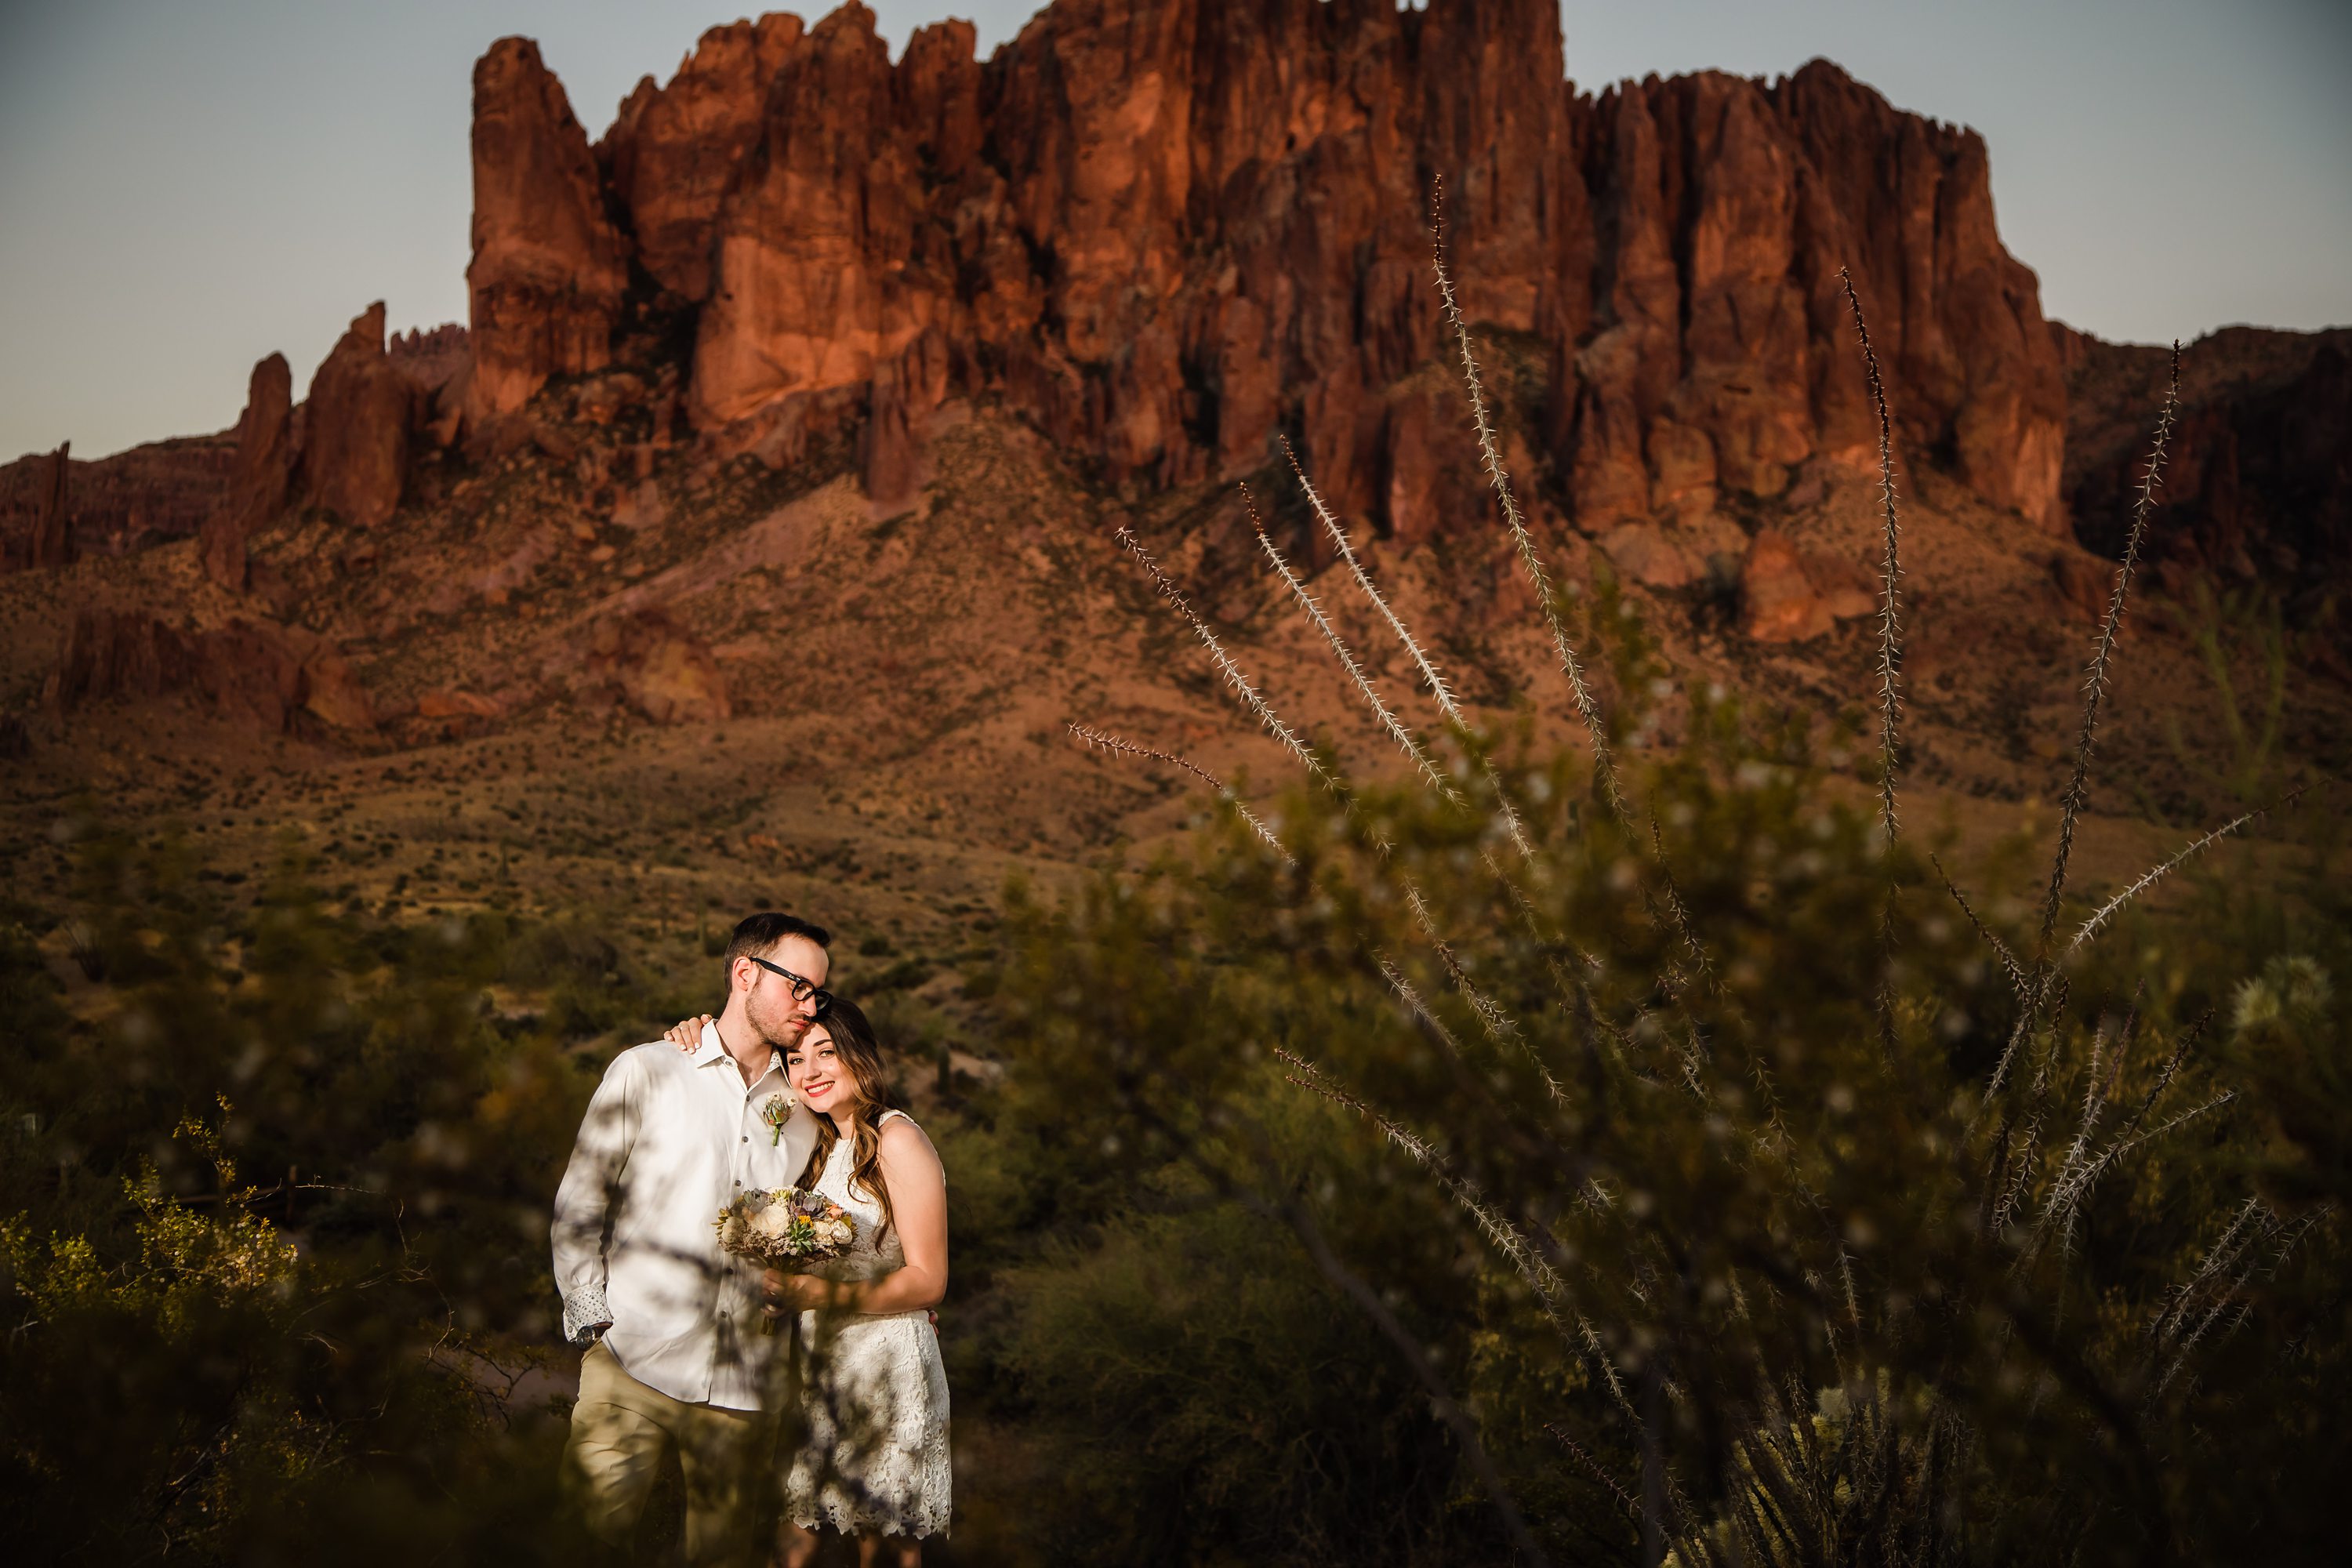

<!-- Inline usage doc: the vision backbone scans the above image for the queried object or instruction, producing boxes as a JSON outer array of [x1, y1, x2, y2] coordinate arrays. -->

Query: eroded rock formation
[[1738, 528, 1879, 643], [1, 437, 238, 566], [28, 443, 71, 567], [601, 14, 808, 303], [303, 304, 409, 528], [4, 2, 2096, 595], [199, 353, 296, 588], [466, 37, 629, 433], [581, 611, 731, 724], [455, 1, 2067, 537], [49, 607, 375, 733], [2063, 325, 2352, 596]]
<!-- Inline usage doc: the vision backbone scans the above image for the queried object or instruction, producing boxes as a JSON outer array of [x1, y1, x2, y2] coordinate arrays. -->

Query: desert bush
[[1005, 243, 2346, 1566], [0, 831, 646, 1563]]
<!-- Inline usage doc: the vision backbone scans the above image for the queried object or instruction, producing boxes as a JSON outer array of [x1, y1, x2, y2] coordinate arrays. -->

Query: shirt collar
[[695, 1020, 784, 1083]]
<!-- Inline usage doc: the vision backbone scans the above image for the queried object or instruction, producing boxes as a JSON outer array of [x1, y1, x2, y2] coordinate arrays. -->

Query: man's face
[[739, 935, 831, 1048]]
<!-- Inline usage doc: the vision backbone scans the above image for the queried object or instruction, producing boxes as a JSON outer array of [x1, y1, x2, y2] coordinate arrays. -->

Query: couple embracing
[[550, 913, 951, 1565]]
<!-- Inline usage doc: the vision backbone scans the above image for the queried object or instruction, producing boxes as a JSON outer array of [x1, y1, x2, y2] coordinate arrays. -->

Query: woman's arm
[[768, 1120, 948, 1316]]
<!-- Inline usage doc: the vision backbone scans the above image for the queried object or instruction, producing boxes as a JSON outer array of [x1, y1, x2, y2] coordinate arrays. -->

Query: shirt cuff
[[561, 1283, 613, 1346]]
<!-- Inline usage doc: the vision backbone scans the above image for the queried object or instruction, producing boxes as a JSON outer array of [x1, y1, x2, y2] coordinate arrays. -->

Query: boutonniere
[[760, 1092, 797, 1146]]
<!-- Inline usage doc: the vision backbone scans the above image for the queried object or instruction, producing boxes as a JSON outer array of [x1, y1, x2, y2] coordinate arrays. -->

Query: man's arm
[[550, 1050, 644, 1345]]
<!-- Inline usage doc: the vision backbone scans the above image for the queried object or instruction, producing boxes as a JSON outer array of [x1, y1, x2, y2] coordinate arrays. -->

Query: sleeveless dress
[[784, 1109, 952, 1539]]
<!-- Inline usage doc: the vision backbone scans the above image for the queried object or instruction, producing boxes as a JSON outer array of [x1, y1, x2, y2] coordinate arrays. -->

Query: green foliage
[[0, 826, 707, 1564], [976, 668, 2346, 1566]]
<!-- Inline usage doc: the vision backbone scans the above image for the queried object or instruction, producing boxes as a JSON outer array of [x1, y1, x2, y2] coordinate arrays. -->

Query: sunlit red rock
[[691, 4, 949, 428], [1738, 528, 1882, 642], [619, 3, 2058, 542], [600, 14, 807, 303], [466, 36, 629, 432], [584, 612, 731, 724]]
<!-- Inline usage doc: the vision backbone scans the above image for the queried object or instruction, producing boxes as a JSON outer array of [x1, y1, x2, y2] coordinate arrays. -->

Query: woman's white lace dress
[[785, 1109, 951, 1539]]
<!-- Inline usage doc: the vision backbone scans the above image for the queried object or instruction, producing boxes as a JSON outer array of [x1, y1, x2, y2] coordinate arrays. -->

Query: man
[[551, 912, 832, 1563]]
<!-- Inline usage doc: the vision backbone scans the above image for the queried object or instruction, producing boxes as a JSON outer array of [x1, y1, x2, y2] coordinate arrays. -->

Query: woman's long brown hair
[[791, 997, 903, 1240]]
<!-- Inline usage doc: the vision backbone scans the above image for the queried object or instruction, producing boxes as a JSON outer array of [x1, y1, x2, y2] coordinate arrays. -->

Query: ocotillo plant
[[1053, 220, 2322, 1566]]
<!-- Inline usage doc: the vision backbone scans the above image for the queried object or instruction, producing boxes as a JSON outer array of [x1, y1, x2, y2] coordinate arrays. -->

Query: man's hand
[[664, 1014, 716, 1051]]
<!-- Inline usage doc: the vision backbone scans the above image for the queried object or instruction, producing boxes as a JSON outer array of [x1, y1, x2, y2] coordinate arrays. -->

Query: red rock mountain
[[6, 0, 2345, 754], [466, 36, 630, 431], [0, 436, 236, 565], [464, 0, 2064, 539], [2058, 324, 2352, 605]]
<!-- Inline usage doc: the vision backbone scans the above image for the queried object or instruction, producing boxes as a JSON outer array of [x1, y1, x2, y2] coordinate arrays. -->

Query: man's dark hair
[[722, 913, 830, 981]]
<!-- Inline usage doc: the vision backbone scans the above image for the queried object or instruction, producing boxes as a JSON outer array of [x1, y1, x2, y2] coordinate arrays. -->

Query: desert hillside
[[3, 0, 2343, 963]]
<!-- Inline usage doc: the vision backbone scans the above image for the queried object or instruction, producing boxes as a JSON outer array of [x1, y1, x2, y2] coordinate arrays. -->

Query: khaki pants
[[566, 1341, 774, 1565]]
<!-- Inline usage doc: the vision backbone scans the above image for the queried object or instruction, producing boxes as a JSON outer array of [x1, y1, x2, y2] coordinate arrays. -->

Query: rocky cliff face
[[466, 37, 629, 433], [460, 0, 2064, 541], [1566, 64, 2063, 532], [601, 13, 809, 305], [0, 0, 2086, 591], [2060, 324, 2352, 602], [0, 436, 236, 567], [199, 353, 296, 589], [302, 303, 411, 528], [48, 607, 375, 735]]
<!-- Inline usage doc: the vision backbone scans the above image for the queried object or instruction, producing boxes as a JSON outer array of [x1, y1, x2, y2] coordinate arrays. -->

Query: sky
[[2, 0, 2346, 461]]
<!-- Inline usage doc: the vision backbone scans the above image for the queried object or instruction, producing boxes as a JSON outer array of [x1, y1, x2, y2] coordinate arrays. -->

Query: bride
[[667, 997, 950, 1563]]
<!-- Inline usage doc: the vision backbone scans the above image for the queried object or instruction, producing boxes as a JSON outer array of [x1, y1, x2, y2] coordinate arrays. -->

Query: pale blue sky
[[2, 1, 2345, 460]]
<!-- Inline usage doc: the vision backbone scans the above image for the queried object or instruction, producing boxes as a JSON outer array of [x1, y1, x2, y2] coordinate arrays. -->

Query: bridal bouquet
[[716, 1188, 858, 1330]]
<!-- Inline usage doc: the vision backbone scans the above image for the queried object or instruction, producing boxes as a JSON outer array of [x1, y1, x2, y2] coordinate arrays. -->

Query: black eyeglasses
[[749, 956, 833, 1014]]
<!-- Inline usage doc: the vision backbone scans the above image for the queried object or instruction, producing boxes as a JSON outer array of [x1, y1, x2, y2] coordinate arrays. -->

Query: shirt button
[[741, 1135, 749, 1144]]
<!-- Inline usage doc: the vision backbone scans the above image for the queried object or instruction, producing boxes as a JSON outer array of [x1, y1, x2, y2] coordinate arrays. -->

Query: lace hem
[[786, 1422, 952, 1539], [561, 1283, 612, 1346]]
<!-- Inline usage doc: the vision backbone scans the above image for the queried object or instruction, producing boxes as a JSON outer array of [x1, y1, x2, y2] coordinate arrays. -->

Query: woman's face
[[786, 1022, 855, 1120]]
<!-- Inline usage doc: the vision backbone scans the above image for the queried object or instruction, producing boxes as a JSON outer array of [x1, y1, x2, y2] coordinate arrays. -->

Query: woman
[[666, 999, 950, 1564]]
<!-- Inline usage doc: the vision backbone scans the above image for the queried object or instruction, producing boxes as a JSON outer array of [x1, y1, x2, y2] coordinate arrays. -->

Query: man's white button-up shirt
[[550, 1022, 821, 1410]]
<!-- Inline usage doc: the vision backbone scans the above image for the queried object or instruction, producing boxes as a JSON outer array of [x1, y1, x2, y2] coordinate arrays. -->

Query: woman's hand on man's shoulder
[[663, 1014, 715, 1051]]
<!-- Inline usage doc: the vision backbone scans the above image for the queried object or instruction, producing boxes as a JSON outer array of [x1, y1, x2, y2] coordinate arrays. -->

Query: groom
[[550, 912, 832, 1563]]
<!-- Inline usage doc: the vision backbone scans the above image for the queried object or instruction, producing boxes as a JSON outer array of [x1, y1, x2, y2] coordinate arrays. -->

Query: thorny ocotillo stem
[[1114, 525, 1335, 794], [1276, 437, 1535, 858], [1065, 722, 1292, 863], [1241, 483, 1462, 807], [1429, 186, 1710, 976], [1427, 177, 1624, 825], [2035, 343, 2180, 961], [1838, 267, 1904, 845]]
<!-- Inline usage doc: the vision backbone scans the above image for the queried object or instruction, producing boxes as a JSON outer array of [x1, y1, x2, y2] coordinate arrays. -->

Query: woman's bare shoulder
[[875, 1112, 942, 1168]]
